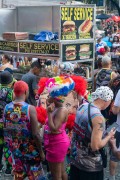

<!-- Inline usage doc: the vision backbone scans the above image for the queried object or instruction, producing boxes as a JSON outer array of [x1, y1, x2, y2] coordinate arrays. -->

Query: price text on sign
[[19, 42, 59, 54], [61, 7, 94, 40], [0, 41, 18, 52]]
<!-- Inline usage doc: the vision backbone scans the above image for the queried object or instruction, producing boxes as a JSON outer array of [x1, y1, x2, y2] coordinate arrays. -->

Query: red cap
[[14, 81, 28, 97], [98, 47, 105, 55]]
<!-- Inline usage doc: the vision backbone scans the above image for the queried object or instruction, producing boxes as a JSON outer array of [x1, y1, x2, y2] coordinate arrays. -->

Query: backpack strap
[[88, 103, 92, 128]]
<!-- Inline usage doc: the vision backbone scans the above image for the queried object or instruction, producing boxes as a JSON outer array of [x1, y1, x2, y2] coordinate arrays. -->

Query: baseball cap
[[0, 71, 13, 85]]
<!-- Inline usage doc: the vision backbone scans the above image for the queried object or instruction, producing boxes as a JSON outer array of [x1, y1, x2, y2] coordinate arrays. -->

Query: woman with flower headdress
[[44, 76, 74, 180]]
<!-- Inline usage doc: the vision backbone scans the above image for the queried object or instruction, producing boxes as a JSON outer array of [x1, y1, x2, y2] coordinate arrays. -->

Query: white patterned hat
[[92, 86, 113, 102]]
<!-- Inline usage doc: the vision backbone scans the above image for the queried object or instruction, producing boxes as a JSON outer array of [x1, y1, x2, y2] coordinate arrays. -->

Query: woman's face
[[2, 56, 7, 64], [113, 36, 119, 42]]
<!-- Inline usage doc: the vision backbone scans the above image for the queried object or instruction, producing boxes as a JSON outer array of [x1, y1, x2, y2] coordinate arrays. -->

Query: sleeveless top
[[96, 68, 112, 89], [44, 107, 67, 134], [4, 101, 41, 164], [70, 103, 104, 172]]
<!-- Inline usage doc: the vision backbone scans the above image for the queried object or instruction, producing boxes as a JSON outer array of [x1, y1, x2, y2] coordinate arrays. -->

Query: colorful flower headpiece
[[46, 76, 75, 98]]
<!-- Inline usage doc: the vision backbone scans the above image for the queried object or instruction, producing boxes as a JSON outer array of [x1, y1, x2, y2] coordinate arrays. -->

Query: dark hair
[[97, 58, 102, 69], [113, 36, 119, 43], [104, 46, 109, 52], [3, 54, 13, 65], [4, 55, 11, 62], [31, 59, 42, 69]]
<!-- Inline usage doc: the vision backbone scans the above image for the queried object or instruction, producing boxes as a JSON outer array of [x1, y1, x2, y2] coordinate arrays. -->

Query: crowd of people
[[0, 18, 119, 180], [0, 55, 119, 180]]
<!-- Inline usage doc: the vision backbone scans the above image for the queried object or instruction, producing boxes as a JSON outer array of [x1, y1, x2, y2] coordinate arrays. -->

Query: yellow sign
[[61, 7, 94, 40], [19, 42, 59, 55], [0, 41, 18, 52]]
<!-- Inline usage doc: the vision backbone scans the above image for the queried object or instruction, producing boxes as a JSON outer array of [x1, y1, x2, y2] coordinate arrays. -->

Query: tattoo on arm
[[98, 123, 104, 131]]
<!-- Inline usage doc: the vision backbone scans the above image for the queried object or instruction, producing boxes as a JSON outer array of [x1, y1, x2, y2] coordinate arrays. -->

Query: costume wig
[[65, 113, 76, 131], [70, 75, 87, 96], [36, 106, 47, 125], [38, 77, 49, 95], [46, 76, 75, 98]]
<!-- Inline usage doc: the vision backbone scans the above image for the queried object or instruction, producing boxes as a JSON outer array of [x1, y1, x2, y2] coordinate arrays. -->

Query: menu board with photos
[[61, 42, 94, 62], [61, 6, 94, 40]]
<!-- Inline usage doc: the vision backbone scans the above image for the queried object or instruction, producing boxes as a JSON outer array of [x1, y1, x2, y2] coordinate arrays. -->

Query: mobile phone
[[106, 122, 118, 134]]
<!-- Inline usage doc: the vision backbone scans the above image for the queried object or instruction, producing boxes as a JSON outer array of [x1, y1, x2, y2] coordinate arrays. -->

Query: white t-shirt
[[114, 90, 120, 132]]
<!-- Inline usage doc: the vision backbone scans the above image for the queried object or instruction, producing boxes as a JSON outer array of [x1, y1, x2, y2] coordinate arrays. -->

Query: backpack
[[0, 86, 13, 120]]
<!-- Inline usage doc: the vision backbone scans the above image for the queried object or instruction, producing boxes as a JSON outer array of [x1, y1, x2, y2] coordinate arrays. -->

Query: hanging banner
[[61, 42, 93, 62], [0, 41, 18, 52], [19, 42, 59, 55], [61, 6, 94, 40]]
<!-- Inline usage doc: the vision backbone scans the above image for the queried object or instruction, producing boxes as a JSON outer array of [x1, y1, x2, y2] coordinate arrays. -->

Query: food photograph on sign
[[79, 44, 92, 60], [61, 7, 94, 40], [78, 20, 93, 38], [62, 43, 93, 62], [65, 46, 76, 61]]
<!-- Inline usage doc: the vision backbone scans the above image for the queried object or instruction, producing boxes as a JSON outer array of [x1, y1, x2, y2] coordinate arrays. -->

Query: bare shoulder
[[56, 107, 68, 119], [60, 107, 68, 114], [29, 105, 36, 114]]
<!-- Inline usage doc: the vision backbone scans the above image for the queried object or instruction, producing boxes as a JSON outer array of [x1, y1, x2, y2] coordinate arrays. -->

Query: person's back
[[96, 56, 117, 89], [21, 60, 42, 106], [22, 72, 37, 106], [4, 101, 40, 161], [96, 68, 112, 89], [71, 103, 103, 172], [3, 81, 45, 179], [0, 71, 13, 175]]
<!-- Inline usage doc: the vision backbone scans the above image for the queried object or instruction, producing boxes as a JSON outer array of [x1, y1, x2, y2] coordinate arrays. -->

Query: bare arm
[[91, 116, 115, 151], [112, 105, 120, 115], [29, 105, 44, 160], [47, 107, 68, 132], [111, 72, 117, 79]]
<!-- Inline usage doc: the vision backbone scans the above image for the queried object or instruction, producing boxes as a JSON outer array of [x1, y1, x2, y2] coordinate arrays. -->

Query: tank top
[[4, 101, 41, 164], [71, 103, 104, 172], [96, 68, 112, 89]]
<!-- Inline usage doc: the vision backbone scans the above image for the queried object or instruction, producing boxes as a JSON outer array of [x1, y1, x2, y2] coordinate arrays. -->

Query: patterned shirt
[[0, 85, 13, 145], [70, 103, 105, 172], [4, 101, 41, 166]]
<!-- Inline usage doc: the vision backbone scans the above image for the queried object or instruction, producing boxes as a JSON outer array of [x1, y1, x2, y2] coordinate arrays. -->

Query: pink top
[[44, 107, 67, 134]]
